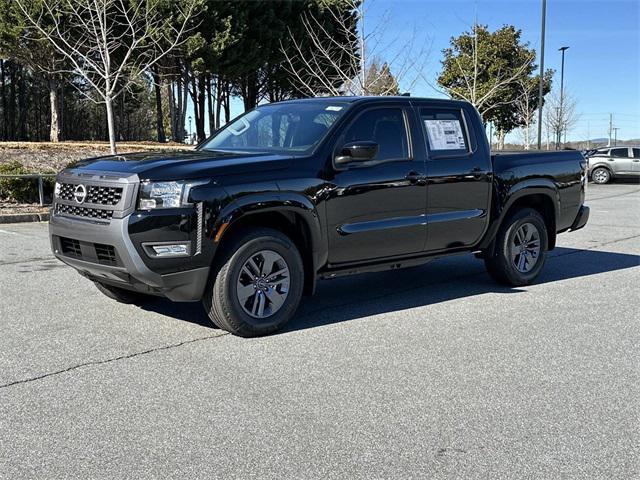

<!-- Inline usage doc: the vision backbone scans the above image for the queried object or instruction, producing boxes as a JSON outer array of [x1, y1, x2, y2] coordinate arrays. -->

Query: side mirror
[[335, 141, 379, 166]]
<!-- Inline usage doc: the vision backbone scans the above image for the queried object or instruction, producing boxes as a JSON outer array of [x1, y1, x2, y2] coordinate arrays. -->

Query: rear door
[[417, 103, 492, 251]]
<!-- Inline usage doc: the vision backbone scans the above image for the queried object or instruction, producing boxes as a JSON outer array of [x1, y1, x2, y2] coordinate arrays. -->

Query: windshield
[[199, 102, 348, 154]]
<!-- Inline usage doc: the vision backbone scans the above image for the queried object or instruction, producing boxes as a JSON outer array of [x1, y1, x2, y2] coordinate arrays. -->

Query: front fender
[[213, 191, 325, 274]]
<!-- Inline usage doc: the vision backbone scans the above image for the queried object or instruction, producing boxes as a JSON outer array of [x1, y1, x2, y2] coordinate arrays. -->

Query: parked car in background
[[587, 146, 640, 184]]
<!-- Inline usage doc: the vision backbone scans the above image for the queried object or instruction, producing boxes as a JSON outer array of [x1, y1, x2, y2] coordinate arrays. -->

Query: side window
[[611, 148, 629, 158], [596, 149, 609, 156], [342, 108, 409, 161], [420, 108, 470, 157], [633, 148, 640, 159]]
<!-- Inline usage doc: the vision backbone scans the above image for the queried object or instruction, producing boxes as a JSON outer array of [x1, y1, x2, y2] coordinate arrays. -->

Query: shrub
[[0, 161, 55, 203]]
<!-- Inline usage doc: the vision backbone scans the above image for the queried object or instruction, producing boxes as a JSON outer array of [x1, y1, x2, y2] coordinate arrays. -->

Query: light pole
[[613, 127, 620, 146], [557, 46, 569, 148], [536, 0, 547, 150], [188, 116, 193, 144]]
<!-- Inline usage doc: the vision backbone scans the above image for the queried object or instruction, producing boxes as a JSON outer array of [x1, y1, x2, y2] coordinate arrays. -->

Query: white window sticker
[[424, 119, 467, 150], [325, 105, 343, 111]]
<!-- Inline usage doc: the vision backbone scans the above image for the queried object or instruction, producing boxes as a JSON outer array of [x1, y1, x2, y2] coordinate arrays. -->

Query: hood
[[68, 149, 293, 181]]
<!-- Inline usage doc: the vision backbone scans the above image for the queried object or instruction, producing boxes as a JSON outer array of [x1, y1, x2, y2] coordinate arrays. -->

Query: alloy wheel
[[236, 249, 290, 318], [510, 222, 541, 273]]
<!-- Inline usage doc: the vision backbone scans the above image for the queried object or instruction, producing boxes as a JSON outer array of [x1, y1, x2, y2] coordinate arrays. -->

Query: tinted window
[[342, 108, 409, 161], [420, 108, 470, 156], [200, 102, 347, 154], [611, 148, 629, 158], [633, 148, 640, 159]]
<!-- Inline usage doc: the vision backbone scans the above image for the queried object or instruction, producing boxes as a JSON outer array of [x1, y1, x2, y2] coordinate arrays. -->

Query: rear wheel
[[484, 208, 548, 286], [94, 281, 150, 305], [202, 228, 304, 337], [591, 167, 611, 184]]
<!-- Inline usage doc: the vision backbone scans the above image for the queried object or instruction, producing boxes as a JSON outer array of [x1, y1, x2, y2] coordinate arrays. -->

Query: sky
[[362, 0, 640, 142], [211, 0, 640, 143]]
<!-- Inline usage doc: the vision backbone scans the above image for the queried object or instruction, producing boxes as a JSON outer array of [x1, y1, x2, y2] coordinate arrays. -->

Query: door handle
[[405, 171, 426, 185]]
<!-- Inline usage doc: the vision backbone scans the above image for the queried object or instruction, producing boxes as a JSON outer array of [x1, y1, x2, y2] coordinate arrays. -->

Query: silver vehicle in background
[[587, 146, 640, 184]]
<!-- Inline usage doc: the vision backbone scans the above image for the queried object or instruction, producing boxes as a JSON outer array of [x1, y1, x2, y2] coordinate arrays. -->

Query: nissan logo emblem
[[74, 184, 87, 204]]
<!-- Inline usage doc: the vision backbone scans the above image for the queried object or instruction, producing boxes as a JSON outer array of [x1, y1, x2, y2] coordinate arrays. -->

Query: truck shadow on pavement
[[139, 247, 640, 332]]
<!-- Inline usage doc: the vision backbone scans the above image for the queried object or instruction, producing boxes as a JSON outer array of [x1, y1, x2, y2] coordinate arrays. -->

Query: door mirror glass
[[335, 141, 379, 165]]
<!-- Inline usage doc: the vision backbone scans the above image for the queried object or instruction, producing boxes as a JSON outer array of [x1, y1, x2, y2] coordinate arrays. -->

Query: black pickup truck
[[50, 97, 589, 336]]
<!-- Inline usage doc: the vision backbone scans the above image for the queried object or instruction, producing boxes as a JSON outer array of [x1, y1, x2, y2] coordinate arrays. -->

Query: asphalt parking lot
[[1, 183, 638, 479]]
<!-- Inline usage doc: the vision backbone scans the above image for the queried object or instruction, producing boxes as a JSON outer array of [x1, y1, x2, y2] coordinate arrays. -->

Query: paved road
[[1, 183, 639, 479]]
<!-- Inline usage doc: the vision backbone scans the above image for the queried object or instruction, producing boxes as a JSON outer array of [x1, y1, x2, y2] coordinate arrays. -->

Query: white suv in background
[[587, 146, 640, 184]]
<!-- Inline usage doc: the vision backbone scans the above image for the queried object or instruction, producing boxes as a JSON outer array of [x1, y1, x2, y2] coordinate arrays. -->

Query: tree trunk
[[0, 60, 7, 140], [105, 95, 117, 154], [497, 129, 505, 150], [167, 81, 176, 141], [17, 66, 27, 140], [8, 62, 16, 140], [48, 77, 60, 142], [59, 80, 65, 141], [180, 66, 189, 141], [197, 74, 206, 142], [215, 76, 223, 130], [206, 74, 215, 135], [152, 69, 166, 143]]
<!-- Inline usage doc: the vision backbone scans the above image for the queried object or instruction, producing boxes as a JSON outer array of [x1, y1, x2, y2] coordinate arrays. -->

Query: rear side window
[[633, 148, 640, 158], [595, 149, 609, 156], [341, 107, 409, 161], [420, 108, 470, 157], [611, 148, 629, 158]]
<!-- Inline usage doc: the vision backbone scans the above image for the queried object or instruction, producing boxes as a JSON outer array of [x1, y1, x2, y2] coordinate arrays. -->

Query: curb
[[0, 213, 50, 224]]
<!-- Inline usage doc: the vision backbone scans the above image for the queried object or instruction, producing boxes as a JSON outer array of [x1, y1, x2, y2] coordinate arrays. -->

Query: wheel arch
[[212, 193, 323, 295], [482, 182, 559, 256]]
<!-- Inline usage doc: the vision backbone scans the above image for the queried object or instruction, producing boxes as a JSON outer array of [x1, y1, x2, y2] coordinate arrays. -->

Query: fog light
[[143, 242, 191, 258]]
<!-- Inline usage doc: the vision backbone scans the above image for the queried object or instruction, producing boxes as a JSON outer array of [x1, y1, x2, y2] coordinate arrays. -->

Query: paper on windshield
[[424, 119, 467, 150]]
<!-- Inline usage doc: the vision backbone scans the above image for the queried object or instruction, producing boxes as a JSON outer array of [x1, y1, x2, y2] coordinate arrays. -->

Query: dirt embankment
[[0, 141, 191, 172]]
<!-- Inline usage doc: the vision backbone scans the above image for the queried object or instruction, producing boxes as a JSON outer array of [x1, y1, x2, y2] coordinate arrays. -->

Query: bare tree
[[544, 89, 579, 149], [281, 0, 428, 97], [16, 0, 199, 154], [514, 79, 537, 150]]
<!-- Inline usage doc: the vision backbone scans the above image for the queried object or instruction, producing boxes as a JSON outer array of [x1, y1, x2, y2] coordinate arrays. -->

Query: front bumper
[[570, 205, 590, 231], [49, 213, 209, 302]]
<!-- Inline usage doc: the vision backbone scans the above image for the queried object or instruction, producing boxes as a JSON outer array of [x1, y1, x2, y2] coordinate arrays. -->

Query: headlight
[[138, 180, 208, 210]]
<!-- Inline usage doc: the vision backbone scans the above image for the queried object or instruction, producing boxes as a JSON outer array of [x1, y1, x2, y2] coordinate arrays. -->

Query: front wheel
[[591, 167, 611, 184], [202, 228, 304, 337], [484, 208, 548, 286]]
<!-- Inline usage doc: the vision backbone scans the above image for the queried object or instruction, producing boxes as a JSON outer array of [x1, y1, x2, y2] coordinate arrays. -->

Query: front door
[[609, 147, 634, 174], [632, 148, 640, 173], [324, 106, 427, 265], [417, 104, 492, 251]]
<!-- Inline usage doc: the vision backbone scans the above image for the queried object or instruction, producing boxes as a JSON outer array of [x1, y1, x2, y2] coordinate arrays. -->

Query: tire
[[202, 228, 304, 337], [591, 167, 611, 184], [484, 208, 548, 286], [94, 281, 150, 305]]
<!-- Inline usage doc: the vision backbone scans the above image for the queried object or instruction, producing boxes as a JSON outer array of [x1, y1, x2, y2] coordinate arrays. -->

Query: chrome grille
[[57, 183, 123, 205], [55, 203, 113, 220]]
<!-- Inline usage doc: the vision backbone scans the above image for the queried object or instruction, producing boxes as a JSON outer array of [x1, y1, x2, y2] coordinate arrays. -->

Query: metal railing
[[0, 173, 57, 206]]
